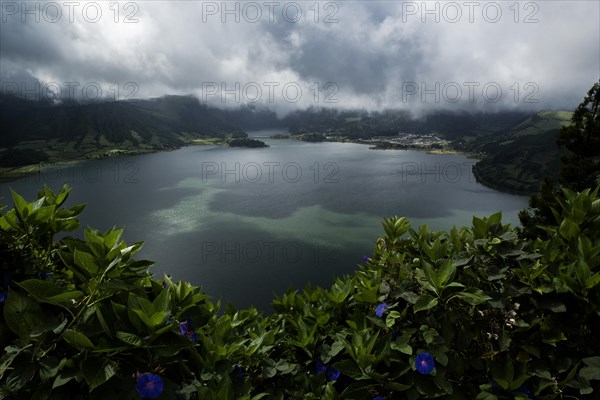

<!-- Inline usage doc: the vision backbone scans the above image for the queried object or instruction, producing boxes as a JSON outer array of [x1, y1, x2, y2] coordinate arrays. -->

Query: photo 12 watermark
[[399, 161, 478, 184], [199, 1, 339, 24], [400, 82, 540, 104], [200, 81, 339, 104], [201, 161, 340, 184], [201, 241, 339, 264], [1, 81, 140, 103], [400, 1, 540, 24], [0, 1, 140, 23]]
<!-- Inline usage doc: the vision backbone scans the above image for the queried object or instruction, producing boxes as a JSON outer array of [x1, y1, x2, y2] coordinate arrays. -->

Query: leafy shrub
[[1, 184, 599, 399]]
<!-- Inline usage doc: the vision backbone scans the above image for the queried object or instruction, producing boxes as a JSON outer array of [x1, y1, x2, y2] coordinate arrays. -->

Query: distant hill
[[0, 94, 245, 146], [0, 94, 247, 168], [469, 111, 573, 194], [282, 107, 531, 139]]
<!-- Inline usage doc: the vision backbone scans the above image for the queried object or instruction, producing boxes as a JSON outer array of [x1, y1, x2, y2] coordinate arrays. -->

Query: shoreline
[[0, 138, 229, 184], [0, 149, 158, 184], [471, 164, 534, 196], [0, 136, 529, 198]]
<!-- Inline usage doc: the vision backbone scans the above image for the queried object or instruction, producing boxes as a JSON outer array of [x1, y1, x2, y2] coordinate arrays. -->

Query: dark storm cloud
[[0, 1, 598, 113]]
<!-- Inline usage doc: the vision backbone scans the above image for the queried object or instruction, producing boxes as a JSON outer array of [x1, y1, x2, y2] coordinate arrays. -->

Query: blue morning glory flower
[[233, 364, 244, 378], [375, 303, 387, 317], [326, 366, 340, 381], [39, 272, 53, 279], [517, 385, 535, 399], [178, 321, 189, 336], [415, 352, 435, 374], [178, 319, 197, 342], [135, 373, 164, 399], [316, 360, 340, 381], [316, 359, 328, 374], [0, 275, 10, 303]]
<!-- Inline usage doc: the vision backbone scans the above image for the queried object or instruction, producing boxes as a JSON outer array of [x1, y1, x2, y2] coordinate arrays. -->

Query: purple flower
[[326, 366, 340, 381], [517, 385, 535, 399], [233, 364, 244, 378], [316, 360, 340, 381], [135, 373, 164, 399], [316, 359, 328, 374], [363, 255, 369, 261], [178, 319, 197, 342], [162, 281, 167, 288], [178, 321, 189, 336], [373, 397, 386, 400], [415, 352, 435, 375], [0, 276, 9, 303], [375, 303, 387, 317], [39, 272, 53, 280]]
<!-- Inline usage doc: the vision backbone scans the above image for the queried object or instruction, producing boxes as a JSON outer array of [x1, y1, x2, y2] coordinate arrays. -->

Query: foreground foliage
[[1, 184, 599, 399]]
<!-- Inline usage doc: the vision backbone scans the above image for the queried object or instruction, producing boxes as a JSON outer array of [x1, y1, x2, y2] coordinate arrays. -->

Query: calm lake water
[[0, 129, 528, 311]]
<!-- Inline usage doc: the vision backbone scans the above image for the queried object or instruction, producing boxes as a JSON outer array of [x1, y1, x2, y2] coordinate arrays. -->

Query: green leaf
[[85, 229, 107, 260], [580, 367, 600, 380], [490, 358, 514, 390], [328, 340, 345, 358], [0, 344, 32, 381], [116, 331, 144, 347], [3, 289, 45, 338], [585, 272, 600, 289], [581, 357, 600, 380], [414, 295, 438, 313], [333, 359, 365, 379], [559, 218, 580, 240], [63, 329, 94, 349], [323, 381, 339, 400], [391, 342, 412, 355], [472, 216, 487, 237], [5, 359, 35, 392], [437, 261, 457, 288], [10, 189, 30, 219], [74, 249, 99, 275], [55, 183, 71, 206], [30, 316, 68, 337], [17, 279, 83, 304], [53, 369, 82, 389], [416, 265, 438, 294], [451, 289, 492, 305], [83, 358, 117, 390], [385, 310, 401, 328], [39, 357, 61, 382], [583, 357, 600, 368], [152, 287, 171, 312], [29, 205, 56, 224]]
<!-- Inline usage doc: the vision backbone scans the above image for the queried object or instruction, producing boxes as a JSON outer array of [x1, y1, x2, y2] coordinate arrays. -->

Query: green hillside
[[470, 111, 573, 194], [284, 108, 530, 140], [0, 95, 246, 171]]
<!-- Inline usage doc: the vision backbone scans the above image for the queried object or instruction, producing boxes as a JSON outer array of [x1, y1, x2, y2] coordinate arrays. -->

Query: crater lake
[[0, 129, 529, 311]]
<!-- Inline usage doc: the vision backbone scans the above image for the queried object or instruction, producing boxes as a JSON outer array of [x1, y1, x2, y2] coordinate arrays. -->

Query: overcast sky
[[1, 1, 598, 114]]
